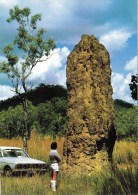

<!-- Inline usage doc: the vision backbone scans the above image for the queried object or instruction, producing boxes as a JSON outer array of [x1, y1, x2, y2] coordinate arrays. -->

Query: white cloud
[[0, 85, 15, 100], [111, 72, 135, 104], [125, 56, 137, 74], [99, 29, 132, 52], [0, 47, 69, 101], [55, 68, 66, 86], [0, 0, 19, 6], [29, 47, 70, 86], [0, 0, 113, 46], [0, 0, 136, 49]]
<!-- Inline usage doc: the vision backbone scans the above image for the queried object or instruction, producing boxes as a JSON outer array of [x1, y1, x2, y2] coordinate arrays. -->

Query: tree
[[0, 6, 56, 150], [129, 74, 137, 101], [37, 98, 67, 137]]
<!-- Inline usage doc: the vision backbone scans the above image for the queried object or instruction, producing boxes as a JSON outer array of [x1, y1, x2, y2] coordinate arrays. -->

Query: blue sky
[[0, 0, 137, 104]]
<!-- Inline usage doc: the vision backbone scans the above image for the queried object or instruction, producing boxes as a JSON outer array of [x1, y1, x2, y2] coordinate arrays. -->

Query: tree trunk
[[22, 95, 29, 152]]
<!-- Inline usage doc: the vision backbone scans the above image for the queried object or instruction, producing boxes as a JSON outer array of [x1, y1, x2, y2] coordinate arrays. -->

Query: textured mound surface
[[62, 35, 116, 175]]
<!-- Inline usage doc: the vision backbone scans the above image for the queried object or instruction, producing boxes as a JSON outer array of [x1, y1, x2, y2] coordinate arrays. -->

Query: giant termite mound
[[62, 35, 116, 175]]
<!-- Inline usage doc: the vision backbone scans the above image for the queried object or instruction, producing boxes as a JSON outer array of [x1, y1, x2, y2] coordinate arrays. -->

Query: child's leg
[[52, 171, 57, 180]]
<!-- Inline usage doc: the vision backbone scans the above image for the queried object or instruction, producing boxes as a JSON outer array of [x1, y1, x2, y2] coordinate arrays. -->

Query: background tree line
[[0, 84, 137, 141], [0, 84, 67, 111]]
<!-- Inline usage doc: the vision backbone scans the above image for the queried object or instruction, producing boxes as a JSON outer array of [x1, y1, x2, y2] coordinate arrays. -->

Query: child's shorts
[[51, 163, 59, 171]]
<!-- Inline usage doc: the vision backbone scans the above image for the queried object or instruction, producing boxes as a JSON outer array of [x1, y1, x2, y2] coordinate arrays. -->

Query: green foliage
[[35, 97, 67, 136], [129, 74, 137, 101], [114, 101, 137, 140], [0, 84, 137, 139], [114, 99, 134, 109], [0, 96, 67, 138], [0, 101, 37, 138]]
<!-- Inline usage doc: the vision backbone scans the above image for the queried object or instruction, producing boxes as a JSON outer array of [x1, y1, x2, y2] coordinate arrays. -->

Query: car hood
[[2, 157, 46, 164]]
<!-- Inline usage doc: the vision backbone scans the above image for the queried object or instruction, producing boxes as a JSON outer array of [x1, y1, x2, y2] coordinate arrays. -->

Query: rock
[[62, 34, 116, 175]]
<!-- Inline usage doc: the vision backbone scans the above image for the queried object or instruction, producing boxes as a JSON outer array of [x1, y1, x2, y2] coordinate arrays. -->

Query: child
[[49, 142, 61, 191]]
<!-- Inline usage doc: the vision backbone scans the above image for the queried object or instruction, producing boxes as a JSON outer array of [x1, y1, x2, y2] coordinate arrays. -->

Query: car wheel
[[4, 166, 12, 177]]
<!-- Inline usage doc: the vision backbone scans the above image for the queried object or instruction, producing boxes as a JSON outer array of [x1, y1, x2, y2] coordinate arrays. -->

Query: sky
[[0, 0, 137, 104]]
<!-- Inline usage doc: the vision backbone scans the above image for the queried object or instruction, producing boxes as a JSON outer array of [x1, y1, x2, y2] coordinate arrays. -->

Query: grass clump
[[93, 167, 137, 195], [2, 168, 137, 195]]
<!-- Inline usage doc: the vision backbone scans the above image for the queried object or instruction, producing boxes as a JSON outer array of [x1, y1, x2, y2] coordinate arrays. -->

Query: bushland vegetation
[[0, 84, 137, 140]]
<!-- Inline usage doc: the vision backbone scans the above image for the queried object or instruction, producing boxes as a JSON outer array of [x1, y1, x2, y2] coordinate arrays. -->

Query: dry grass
[[0, 134, 137, 195], [1, 133, 137, 164], [113, 140, 138, 167], [0, 132, 64, 162]]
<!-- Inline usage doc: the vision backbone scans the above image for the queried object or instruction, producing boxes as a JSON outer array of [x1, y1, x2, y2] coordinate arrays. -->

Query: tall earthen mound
[[62, 35, 116, 175]]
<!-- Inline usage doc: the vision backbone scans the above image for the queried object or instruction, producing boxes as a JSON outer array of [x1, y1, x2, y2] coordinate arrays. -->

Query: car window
[[15, 150, 28, 157], [3, 150, 17, 157], [2, 149, 28, 157]]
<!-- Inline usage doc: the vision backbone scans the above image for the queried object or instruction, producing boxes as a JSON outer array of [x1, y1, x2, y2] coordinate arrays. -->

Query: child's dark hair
[[51, 142, 57, 149]]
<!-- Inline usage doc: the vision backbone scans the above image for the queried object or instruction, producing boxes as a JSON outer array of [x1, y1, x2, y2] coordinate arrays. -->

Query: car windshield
[[2, 149, 28, 157]]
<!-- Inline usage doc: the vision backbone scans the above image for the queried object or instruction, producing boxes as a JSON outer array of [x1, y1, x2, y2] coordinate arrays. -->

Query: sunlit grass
[[113, 140, 138, 167], [0, 134, 137, 195]]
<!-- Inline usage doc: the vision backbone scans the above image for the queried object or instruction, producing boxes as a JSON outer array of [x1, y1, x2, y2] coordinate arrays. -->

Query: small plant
[[116, 153, 126, 164], [127, 151, 134, 163]]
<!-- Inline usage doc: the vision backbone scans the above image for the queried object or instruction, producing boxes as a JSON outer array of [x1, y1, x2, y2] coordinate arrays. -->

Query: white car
[[0, 146, 47, 176]]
